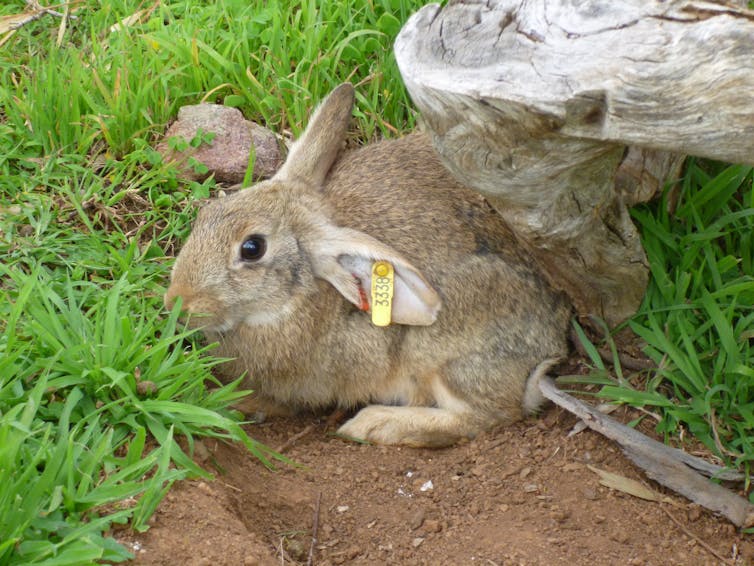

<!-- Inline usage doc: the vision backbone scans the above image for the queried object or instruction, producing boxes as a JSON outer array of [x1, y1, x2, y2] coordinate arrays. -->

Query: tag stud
[[371, 261, 394, 327]]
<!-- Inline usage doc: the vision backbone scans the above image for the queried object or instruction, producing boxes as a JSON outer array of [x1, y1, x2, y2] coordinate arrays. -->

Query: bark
[[395, 0, 754, 325]]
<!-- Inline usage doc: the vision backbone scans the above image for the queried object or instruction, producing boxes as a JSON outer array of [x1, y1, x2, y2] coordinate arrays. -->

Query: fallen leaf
[[587, 465, 677, 505]]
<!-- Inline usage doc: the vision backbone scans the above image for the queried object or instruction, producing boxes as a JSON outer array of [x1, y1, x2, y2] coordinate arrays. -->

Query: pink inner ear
[[353, 274, 369, 311]]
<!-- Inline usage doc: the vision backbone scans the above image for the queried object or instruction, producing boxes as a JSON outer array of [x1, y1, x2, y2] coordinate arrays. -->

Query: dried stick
[[276, 423, 317, 454], [539, 377, 754, 528], [307, 492, 322, 566], [660, 505, 734, 566]]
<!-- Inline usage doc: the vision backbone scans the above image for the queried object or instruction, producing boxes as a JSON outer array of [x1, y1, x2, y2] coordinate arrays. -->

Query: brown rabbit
[[165, 83, 570, 447]]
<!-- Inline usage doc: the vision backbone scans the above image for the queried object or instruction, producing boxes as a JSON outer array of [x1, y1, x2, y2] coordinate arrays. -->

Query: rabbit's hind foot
[[337, 405, 479, 448]]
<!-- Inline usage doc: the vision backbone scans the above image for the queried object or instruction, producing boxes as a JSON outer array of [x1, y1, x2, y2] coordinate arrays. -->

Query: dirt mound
[[120, 406, 751, 565]]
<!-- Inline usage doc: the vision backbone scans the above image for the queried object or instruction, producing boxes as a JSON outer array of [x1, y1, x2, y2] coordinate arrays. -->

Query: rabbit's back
[[324, 133, 570, 419], [325, 133, 524, 273]]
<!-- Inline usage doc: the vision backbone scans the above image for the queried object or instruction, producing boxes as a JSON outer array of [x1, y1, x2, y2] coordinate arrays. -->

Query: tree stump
[[395, 0, 754, 326]]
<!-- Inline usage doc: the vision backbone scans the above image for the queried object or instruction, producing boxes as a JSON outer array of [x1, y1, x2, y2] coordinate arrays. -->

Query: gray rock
[[156, 103, 283, 184]]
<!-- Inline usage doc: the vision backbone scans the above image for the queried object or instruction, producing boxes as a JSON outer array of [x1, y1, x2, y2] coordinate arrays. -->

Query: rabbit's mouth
[[180, 311, 233, 333]]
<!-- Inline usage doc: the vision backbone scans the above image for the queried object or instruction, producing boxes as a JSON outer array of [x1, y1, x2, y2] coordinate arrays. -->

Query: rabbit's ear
[[311, 226, 442, 326], [274, 83, 355, 186]]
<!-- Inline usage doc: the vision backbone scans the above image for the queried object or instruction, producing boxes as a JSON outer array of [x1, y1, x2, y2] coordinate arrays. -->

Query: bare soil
[[119, 404, 752, 566]]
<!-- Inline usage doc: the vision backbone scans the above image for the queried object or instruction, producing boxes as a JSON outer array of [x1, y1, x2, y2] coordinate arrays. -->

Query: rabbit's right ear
[[274, 83, 355, 186], [310, 225, 442, 326]]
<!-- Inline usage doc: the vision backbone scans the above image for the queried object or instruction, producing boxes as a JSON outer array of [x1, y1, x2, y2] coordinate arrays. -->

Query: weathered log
[[395, 1, 754, 325]]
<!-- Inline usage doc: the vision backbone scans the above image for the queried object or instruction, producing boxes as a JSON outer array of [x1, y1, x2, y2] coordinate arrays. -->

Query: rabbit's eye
[[240, 235, 267, 262]]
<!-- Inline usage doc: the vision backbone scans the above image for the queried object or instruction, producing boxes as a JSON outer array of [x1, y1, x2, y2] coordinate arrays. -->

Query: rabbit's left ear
[[310, 225, 441, 326], [274, 83, 354, 186]]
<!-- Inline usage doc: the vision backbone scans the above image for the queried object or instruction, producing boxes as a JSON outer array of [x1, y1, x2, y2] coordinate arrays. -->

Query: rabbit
[[164, 83, 571, 447]]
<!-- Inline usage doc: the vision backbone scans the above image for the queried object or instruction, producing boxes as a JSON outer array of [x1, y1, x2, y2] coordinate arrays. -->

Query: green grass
[[1, 1, 427, 563], [629, 163, 754, 466], [1, 0, 753, 562], [569, 161, 754, 484]]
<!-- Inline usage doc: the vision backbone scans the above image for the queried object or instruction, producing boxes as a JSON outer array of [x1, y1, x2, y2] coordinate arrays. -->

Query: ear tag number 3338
[[371, 261, 394, 327]]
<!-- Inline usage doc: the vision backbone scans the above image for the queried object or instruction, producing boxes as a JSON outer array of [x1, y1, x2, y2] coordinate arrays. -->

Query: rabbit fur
[[165, 83, 570, 447]]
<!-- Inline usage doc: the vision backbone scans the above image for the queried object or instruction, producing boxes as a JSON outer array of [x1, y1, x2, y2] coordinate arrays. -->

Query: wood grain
[[395, 0, 754, 325]]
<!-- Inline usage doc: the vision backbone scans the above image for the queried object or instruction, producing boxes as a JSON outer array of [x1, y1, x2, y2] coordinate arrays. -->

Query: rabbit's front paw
[[338, 405, 475, 448]]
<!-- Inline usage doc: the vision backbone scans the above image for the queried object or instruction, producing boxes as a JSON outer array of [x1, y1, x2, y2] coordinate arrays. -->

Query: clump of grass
[[628, 162, 754, 469], [1, 1, 430, 562], [0, 261, 282, 564], [1, 0, 425, 161], [570, 161, 754, 482]]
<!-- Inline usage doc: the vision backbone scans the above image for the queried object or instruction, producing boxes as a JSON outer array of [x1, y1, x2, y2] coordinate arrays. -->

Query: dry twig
[[660, 505, 734, 566], [1, 0, 80, 47], [275, 423, 317, 454], [307, 492, 322, 566], [539, 377, 754, 528]]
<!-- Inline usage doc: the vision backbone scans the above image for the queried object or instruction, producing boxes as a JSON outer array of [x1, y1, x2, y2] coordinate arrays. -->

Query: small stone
[[549, 509, 570, 523], [243, 556, 259, 566], [519, 466, 532, 479], [410, 509, 426, 531], [610, 531, 630, 544], [412, 537, 425, 548], [687, 506, 702, 522], [582, 488, 599, 500], [336, 505, 349, 513], [523, 484, 539, 493], [511, 494, 526, 505], [422, 519, 442, 533], [501, 466, 520, 479], [345, 546, 362, 560], [470, 465, 486, 477], [284, 539, 307, 561]]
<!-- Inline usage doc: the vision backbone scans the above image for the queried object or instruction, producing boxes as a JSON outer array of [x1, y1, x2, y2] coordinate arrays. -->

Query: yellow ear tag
[[370, 261, 394, 327]]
